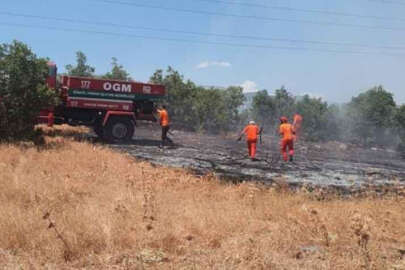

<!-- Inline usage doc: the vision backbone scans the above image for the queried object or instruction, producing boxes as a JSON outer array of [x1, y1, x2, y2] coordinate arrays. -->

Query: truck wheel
[[104, 117, 135, 142]]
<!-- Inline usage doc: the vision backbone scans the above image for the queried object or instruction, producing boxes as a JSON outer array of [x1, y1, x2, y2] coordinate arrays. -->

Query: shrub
[[0, 40, 56, 141]]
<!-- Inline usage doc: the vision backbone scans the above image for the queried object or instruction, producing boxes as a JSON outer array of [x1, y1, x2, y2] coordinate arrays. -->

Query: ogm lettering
[[103, 82, 132, 93]]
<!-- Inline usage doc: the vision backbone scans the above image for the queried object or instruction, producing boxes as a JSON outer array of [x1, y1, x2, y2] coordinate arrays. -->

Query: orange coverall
[[293, 114, 303, 141], [158, 109, 170, 127], [242, 124, 260, 159], [280, 123, 295, 162], [158, 109, 172, 146]]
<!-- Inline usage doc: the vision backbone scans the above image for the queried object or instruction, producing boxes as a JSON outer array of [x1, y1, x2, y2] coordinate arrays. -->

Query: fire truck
[[38, 62, 166, 142]]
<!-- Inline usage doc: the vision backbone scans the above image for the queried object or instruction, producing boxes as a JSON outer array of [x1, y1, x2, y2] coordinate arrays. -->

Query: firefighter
[[238, 120, 260, 160], [156, 105, 173, 148], [279, 116, 295, 162], [293, 113, 303, 142]]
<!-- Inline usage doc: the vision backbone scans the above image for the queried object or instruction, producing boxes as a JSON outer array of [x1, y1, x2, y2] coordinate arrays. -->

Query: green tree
[[191, 86, 245, 133], [194, 87, 226, 132], [251, 88, 342, 141], [65, 51, 95, 77], [395, 105, 405, 157], [347, 86, 396, 145], [273, 86, 296, 121], [103, 57, 131, 81], [238, 109, 251, 128], [251, 89, 275, 128], [324, 103, 343, 141], [149, 67, 245, 133], [221, 86, 246, 130], [396, 105, 405, 134], [150, 67, 198, 129], [295, 95, 331, 141], [251, 86, 296, 132], [149, 69, 163, 84], [0, 40, 56, 141]]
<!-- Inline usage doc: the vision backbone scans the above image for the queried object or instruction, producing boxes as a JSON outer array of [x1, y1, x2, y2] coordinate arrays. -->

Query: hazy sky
[[1, 0, 405, 104]]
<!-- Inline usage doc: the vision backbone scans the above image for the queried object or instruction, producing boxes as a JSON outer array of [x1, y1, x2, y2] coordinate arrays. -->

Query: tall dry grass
[[0, 125, 404, 269]]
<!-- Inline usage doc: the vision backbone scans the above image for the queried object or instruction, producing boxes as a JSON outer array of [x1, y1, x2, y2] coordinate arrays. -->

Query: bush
[[347, 86, 397, 146], [395, 105, 405, 158], [251, 89, 337, 140], [0, 40, 56, 141], [251, 87, 297, 133]]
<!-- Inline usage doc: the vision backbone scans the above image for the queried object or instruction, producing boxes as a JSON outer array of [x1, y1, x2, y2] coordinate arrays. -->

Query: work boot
[[289, 155, 293, 162]]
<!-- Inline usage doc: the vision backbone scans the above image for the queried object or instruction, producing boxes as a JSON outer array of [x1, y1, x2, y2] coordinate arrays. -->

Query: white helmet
[[249, 120, 255, 125]]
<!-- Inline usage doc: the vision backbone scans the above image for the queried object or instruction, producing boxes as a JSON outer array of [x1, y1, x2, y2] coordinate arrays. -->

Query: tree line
[[250, 85, 405, 156], [1, 41, 405, 157]]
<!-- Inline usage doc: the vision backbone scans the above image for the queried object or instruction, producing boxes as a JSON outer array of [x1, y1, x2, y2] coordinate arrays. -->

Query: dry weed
[[0, 126, 404, 269]]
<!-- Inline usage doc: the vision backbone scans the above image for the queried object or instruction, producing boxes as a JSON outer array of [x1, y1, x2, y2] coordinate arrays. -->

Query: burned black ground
[[109, 123, 405, 193]]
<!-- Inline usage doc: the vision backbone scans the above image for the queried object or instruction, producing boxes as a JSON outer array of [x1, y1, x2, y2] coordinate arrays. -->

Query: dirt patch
[[111, 124, 405, 193]]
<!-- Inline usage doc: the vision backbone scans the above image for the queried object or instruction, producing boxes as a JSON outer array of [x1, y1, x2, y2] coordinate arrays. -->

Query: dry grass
[[0, 125, 405, 269]]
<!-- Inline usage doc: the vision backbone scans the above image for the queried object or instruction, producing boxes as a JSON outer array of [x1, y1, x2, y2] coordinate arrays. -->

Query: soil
[[109, 123, 405, 193]]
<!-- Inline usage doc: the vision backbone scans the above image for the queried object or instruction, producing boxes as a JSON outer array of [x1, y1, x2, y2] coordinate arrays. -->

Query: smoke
[[245, 87, 403, 153]]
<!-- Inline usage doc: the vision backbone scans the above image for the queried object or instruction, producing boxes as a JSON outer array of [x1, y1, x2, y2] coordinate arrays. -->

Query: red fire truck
[[38, 62, 166, 142]]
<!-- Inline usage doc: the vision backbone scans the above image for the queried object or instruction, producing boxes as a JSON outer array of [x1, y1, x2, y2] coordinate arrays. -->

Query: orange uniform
[[280, 123, 295, 162], [242, 124, 260, 159], [157, 108, 173, 147], [293, 114, 303, 141], [158, 109, 170, 127]]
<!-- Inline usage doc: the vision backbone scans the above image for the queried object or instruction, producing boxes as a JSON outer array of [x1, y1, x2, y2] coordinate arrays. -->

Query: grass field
[[0, 126, 404, 269]]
